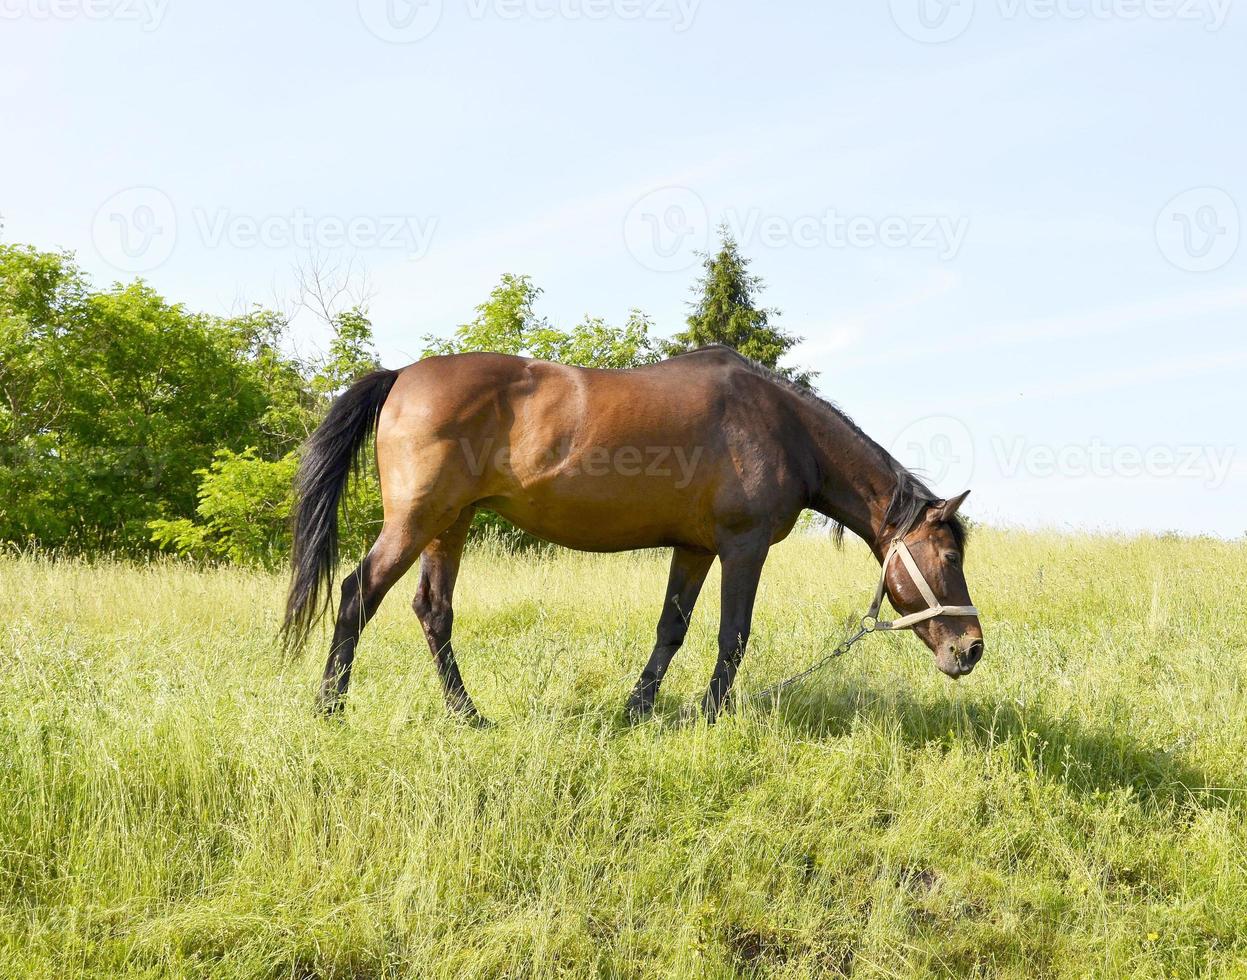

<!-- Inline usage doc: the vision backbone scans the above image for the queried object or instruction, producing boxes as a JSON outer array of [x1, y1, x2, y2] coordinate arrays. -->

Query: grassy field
[[2, 528, 1245, 979]]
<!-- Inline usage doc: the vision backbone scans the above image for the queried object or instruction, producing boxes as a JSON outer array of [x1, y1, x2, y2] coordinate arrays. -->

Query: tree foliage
[[315, 308, 382, 395], [0, 244, 381, 560], [667, 226, 814, 387], [147, 306, 383, 566], [424, 274, 661, 369], [0, 245, 310, 553], [2, 236, 812, 563], [148, 449, 300, 565]]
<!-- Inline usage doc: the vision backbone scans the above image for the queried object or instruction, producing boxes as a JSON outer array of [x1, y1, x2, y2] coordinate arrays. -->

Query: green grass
[[2, 528, 1246, 979]]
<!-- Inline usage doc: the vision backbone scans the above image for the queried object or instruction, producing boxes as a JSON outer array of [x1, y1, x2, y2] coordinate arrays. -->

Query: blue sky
[[2, 0, 1244, 535]]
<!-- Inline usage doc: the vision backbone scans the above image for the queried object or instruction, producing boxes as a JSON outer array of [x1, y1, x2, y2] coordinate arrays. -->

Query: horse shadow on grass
[[714, 678, 1238, 813]]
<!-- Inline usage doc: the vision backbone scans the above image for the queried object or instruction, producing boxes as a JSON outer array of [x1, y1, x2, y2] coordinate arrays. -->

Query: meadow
[[1, 528, 1245, 979]]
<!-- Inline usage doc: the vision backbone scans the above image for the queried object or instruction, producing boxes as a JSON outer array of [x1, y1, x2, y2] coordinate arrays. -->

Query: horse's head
[[882, 490, 984, 679]]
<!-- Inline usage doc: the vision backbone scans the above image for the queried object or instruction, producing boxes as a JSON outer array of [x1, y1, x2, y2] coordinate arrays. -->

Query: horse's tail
[[282, 368, 400, 654]]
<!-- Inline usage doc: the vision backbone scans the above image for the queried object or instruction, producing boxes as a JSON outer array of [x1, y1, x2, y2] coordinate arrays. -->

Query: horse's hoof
[[316, 699, 346, 720], [458, 710, 494, 730], [625, 701, 654, 725]]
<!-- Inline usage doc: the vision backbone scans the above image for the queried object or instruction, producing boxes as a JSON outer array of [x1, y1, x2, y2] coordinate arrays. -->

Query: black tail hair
[[281, 368, 399, 653]]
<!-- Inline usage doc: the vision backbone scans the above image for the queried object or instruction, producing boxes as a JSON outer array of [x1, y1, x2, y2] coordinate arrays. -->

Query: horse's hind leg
[[319, 516, 450, 715], [626, 547, 715, 722], [411, 507, 485, 723]]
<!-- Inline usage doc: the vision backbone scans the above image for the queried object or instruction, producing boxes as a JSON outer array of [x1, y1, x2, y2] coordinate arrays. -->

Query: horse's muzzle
[[938, 637, 985, 678]]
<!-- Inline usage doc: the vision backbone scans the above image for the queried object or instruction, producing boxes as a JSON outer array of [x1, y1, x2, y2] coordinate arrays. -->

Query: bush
[[150, 449, 384, 568]]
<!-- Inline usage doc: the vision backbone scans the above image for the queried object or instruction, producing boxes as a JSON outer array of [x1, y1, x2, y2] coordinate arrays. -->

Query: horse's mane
[[675, 345, 969, 550]]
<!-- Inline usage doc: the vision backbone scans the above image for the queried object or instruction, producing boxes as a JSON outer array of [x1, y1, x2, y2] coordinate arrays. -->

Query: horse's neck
[[797, 399, 898, 554]]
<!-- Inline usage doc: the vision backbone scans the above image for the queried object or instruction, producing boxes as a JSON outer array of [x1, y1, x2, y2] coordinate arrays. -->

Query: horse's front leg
[[702, 535, 769, 722], [626, 547, 715, 722]]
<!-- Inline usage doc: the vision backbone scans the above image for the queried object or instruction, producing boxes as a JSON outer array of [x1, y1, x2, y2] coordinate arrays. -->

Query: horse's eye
[[945, 552, 960, 565]]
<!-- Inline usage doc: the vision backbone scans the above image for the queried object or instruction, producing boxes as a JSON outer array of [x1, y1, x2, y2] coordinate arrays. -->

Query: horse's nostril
[[965, 640, 984, 665]]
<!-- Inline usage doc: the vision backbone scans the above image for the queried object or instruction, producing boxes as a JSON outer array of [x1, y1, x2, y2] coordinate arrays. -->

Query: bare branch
[[293, 250, 374, 327]]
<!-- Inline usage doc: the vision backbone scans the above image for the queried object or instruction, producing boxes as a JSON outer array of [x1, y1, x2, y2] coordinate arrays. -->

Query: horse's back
[[381, 348, 754, 439]]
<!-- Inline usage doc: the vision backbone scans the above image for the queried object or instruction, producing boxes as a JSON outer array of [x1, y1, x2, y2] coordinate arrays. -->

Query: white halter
[[865, 536, 979, 631], [748, 528, 981, 703]]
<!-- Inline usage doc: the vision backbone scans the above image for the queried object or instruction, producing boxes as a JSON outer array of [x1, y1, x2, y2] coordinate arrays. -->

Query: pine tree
[[668, 226, 814, 387]]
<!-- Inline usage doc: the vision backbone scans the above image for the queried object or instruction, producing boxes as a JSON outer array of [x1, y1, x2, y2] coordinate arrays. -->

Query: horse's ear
[[927, 490, 971, 524]]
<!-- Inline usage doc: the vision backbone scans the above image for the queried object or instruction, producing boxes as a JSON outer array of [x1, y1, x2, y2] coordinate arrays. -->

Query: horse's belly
[[482, 476, 712, 553]]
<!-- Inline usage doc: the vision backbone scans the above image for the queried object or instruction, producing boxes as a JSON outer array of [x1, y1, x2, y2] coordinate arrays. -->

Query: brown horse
[[283, 345, 983, 723]]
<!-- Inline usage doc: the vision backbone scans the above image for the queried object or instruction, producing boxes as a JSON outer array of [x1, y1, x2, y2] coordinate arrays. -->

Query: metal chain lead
[[748, 615, 877, 704], [740, 533, 978, 708]]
